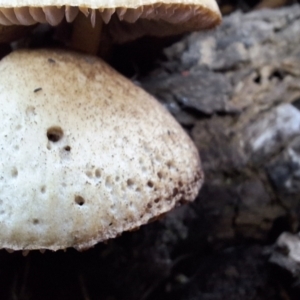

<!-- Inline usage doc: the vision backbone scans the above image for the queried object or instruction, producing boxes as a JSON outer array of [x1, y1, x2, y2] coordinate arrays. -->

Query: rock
[[243, 104, 300, 164], [142, 70, 236, 116], [269, 232, 300, 276], [234, 180, 285, 239], [267, 135, 300, 209]]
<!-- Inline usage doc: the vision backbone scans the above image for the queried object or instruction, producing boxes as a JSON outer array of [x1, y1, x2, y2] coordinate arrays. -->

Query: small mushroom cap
[[0, 49, 203, 251], [0, 0, 221, 42]]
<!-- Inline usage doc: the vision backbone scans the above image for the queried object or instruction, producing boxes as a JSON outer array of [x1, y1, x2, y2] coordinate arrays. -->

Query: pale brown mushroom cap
[[0, 0, 221, 42], [0, 49, 203, 251]]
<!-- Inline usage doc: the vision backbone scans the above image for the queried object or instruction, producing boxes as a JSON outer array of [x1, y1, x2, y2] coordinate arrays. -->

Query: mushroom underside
[[0, 4, 220, 42]]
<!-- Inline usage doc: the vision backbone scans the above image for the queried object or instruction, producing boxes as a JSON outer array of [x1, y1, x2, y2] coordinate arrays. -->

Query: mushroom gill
[[0, 3, 221, 29]]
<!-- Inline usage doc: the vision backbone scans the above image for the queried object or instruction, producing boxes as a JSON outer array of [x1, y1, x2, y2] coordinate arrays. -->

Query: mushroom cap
[[0, 49, 203, 251], [0, 0, 221, 42]]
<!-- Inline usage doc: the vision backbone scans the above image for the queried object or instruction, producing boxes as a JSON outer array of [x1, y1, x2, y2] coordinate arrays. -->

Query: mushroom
[[0, 0, 221, 52], [0, 0, 221, 28], [0, 0, 221, 251], [0, 49, 203, 251]]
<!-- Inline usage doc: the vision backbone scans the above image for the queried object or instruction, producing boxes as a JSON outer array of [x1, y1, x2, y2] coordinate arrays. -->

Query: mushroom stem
[[71, 11, 102, 55], [0, 24, 35, 43]]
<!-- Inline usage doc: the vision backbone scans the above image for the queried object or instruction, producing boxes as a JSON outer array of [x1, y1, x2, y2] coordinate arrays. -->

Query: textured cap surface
[[0, 49, 203, 251], [0, 0, 221, 42]]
